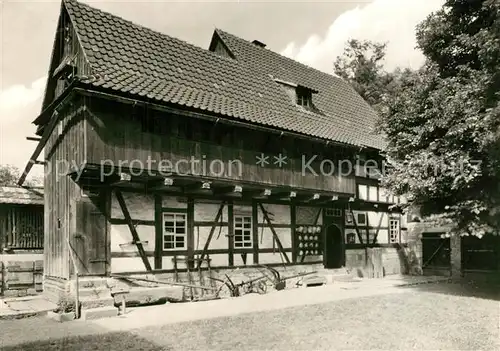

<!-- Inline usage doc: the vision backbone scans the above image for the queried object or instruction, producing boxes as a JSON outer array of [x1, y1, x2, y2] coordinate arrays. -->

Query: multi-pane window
[[296, 87, 313, 108], [325, 208, 342, 217], [163, 212, 187, 250], [234, 215, 252, 248], [389, 219, 400, 243]]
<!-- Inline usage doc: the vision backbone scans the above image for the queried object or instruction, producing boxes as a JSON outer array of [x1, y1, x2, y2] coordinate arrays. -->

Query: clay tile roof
[[62, 0, 386, 150], [0, 186, 44, 205]]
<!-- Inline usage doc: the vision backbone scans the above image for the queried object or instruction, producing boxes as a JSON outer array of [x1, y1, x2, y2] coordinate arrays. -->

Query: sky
[[0, 0, 443, 182]]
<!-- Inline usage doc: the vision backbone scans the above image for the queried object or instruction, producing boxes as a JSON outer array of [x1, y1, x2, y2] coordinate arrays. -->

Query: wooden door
[[324, 224, 344, 269], [74, 192, 108, 275]]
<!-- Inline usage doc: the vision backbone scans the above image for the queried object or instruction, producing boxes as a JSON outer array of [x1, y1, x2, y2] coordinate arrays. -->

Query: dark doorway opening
[[324, 224, 344, 269]]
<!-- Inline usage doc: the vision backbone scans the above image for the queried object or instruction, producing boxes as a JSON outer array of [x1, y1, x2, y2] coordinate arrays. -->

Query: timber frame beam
[[115, 189, 152, 271]]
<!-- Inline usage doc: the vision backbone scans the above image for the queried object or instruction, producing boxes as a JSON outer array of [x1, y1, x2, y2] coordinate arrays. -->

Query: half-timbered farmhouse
[[20, 0, 421, 304]]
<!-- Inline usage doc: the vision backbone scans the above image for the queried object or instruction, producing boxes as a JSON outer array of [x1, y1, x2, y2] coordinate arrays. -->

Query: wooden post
[[228, 201, 234, 267], [252, 200, 259, 265], [290, 203, 297, 263], [154, 194, 163, 269], [187, 198, 195, 270]]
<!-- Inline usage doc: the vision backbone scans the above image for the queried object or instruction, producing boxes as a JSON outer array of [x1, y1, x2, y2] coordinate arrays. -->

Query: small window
[[296, 87, 313, 108], [234, 215, 252, 248], [163, 212, 187, 250], [389, 219, 400, 243], [357, 213, 367, 225], [325, 208, 342, 217], [346, 233, 356, 244]]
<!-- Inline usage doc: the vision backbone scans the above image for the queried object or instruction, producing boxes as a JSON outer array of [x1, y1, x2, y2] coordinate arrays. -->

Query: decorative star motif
[[256, 153, 269, 167], [273, 153, 288, 167]]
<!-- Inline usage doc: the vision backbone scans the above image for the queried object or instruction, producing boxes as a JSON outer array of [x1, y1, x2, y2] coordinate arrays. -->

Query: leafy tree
[[0, 165, 21, 186], [0, 164, 42, 187], [333, 39, 411, 112], [379, 0, 500, 237]]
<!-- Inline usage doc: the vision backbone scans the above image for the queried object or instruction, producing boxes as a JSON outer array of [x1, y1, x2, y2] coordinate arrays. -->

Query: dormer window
[[273, 77, 319, 112], [296, 87, 313, 107]]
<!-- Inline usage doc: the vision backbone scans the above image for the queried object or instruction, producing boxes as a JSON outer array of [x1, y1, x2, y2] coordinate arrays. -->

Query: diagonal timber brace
[[349, 207, 364, 244], [259, 203, 291, 264], [197, 201, 226, 268], [372, 212, 385, 244], [115, 189, 152, 271]]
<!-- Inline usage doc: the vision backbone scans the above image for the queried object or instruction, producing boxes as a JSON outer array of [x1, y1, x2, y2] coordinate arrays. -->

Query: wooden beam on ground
[[259, 203, 291, 264], [115, 189, 152, 271], [110, 274, 217, 291], [198, 201, 226, 268]]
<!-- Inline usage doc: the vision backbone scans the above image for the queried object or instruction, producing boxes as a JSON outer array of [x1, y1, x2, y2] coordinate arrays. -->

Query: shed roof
[[0, 186, 44, 205]]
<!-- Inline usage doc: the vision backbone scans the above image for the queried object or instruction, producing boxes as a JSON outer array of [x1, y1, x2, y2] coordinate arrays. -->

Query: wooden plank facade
[[0, 187, 44, 251], [23, 0, 413, 283]]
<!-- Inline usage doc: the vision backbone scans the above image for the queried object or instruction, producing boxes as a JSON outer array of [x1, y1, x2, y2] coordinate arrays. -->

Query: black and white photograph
[[0, 0, 499, 349]]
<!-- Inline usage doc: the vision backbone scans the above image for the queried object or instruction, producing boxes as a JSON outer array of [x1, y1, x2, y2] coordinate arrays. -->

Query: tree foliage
[[333, 39, 414, 114], [379, 0, 500, 237], [0, 164, 42, 187], [0, 165, 21, 186]]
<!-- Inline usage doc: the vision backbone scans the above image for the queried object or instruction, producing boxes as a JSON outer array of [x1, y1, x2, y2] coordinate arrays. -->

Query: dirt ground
[[0, 281, 498, 350]]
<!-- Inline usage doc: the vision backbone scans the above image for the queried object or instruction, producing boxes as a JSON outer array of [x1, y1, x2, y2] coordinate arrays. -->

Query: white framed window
[[163, 212, 187, 250], [325, 208, 342, 217], [358, 184, 368, 200], [234, 215, 252, 248], [368, 186, 378, 202], [389, 219, 400, 243]]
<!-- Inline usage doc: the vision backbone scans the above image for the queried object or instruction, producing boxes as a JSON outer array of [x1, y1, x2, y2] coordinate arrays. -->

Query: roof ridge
[[64, 0, 237, 65], [215, 28, 343, 82]]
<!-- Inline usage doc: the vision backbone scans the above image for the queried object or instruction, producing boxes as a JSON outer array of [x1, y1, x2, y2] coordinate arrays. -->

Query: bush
[[54, 295, 78, 314]]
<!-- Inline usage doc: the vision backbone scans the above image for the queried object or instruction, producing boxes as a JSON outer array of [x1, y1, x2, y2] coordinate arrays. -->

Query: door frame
[[323, 223, 346, 269]]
